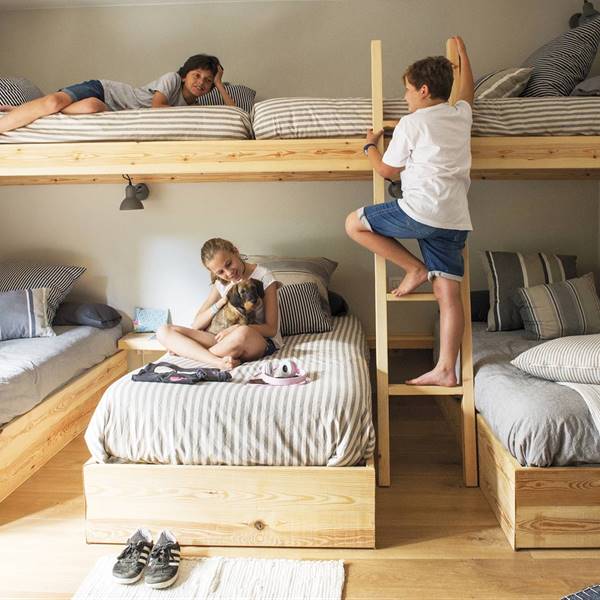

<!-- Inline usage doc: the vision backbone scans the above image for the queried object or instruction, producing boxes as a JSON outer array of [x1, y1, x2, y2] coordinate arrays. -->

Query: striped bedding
[[0, 105, 252, 143], [252, 97, 600, 139], [85, 315, 375, 467]]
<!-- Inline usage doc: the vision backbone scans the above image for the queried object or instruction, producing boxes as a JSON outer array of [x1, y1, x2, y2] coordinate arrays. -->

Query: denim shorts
[[358, 201, 469, 281], [60, 80, 105, 103], [263, 338, 277, 357]]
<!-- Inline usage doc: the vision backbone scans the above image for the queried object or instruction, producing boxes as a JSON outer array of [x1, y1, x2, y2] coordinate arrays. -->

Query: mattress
[[470, 323, 600, 467], [85, 315, 375, 467], [252, 97, 600, 139], [0, 324, 122, 427], [0, 105, 253, 143]]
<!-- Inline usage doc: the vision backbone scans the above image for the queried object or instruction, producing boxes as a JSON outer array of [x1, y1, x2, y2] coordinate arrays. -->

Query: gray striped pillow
[[522, 16, 600, 96], [513, 273, 600, 340], [278, 282, 332, 336], [511, 333, 600, 384], [196, 83, 256, 113], [474, 67, 532, 99], [0, 288, 55, 341], [0, 262, 86, 322], [482, 251, 577, 332], [0, 77, 43, 106]]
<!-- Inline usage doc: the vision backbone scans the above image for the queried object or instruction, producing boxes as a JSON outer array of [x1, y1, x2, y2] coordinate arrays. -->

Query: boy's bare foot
[[406, 366, 458, 387], [220, 356, 240, 371], [390, 267, 428, 297]]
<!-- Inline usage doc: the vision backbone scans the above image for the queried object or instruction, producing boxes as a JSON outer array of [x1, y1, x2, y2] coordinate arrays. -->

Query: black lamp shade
[[120, 184, 144, 210]]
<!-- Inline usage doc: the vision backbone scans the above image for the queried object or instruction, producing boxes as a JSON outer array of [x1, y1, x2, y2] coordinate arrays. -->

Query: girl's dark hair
[[177, 54, 220, 78], [404, 56, 454, 101]]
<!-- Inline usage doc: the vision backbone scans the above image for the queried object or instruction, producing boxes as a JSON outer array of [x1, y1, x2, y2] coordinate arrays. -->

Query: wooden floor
[[2, 350, 600, 599]]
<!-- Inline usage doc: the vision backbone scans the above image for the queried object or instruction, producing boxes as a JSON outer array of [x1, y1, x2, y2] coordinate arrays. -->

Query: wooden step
[[383, 119, 399, 129], [389, 384, 463, 396], [366, 333, 434, 349], [386, 293, 436, 302]]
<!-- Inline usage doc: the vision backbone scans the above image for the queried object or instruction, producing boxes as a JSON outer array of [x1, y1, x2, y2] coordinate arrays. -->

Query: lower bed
[[83, 315, 376, 548], [85, 315, 375, 467]]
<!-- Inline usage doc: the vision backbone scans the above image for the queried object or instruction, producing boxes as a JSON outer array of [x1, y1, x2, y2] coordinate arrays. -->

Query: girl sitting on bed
[[0, 54, 235, 134], [157, 238, 282, 371]]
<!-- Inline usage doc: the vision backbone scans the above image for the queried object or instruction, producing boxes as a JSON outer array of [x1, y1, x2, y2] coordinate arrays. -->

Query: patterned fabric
[[0, 105, 252, 143], [0, 288, 54, 341], [512, 333, 600, 384], [0, 77, 43, 106], [0, 262, 85, 322], [278, 282, 332, 336], [85, 315, 375, 467], [474, 67, 533, 99], [521, 16, 600, 96], [253, 97, 600, 139], [196, 83, 256, 114], [481, 251, 577, 332], [513, 273, 600, 340], [247, 255, 337, 313]]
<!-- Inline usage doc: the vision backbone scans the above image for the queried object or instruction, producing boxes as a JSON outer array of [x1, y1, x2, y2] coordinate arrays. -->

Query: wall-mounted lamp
[[120, 175, 150, 211]]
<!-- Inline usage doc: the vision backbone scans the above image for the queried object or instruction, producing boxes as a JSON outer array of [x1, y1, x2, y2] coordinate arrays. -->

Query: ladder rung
[[383, 119, 399, 129], [387, 293, 436, 302], [389, 384, 463, 396]]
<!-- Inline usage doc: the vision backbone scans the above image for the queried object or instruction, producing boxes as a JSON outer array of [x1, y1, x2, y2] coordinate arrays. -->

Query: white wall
[[0, 0, 598, 334]]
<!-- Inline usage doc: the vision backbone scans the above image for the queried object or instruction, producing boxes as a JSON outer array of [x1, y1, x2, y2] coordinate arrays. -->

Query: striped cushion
[[481, 251, 577, 332], [513, 273, 600, 340], [0, 262, 86, 322], [196, 83, 256, 113], [0, 288, 55, 341], [474, 67, 533, 99], [512, 333, 600, 384], [0, 77, 43, 106], [522, 16, 600, 96], [278, 282, 332, 336]]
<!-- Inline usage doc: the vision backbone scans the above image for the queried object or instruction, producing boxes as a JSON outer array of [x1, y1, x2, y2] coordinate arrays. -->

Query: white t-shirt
[[215, 264, 283, 349], [382, 100, 473, 231]]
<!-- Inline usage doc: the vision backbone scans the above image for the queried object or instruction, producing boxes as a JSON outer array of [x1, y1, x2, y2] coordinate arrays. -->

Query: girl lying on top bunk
[[0, 54, 235, 133], [157, 237, 282, 371]]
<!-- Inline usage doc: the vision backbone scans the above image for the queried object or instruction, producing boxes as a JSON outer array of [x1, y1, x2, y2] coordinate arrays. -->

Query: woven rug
[[73, 555, 345, 599]]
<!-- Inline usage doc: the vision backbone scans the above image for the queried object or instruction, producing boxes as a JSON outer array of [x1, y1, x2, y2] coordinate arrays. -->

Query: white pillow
[[511, 334, 600, 384]]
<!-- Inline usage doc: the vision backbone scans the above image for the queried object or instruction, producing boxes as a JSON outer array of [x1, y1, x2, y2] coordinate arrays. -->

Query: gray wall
[[0, 0, 598, 334]]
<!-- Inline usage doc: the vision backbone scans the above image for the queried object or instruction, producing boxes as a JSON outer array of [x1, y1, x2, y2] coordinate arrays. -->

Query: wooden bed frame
[[0, 350, 127, 503], [478, 415, 600, 549]]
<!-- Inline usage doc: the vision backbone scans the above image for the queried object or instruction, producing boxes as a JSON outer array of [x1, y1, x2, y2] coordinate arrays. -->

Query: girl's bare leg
[[208, 326, 268, 363], [345, 211, 428, 296], [157, 324, 238, 370], [61, 97, 108, 114], [0, 91, 73, 133]]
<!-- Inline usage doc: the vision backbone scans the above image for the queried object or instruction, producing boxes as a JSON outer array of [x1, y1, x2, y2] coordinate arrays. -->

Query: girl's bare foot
[[406, 366, 458, 387], [220, 356, 240, 371], [390, 267, 428, 297]]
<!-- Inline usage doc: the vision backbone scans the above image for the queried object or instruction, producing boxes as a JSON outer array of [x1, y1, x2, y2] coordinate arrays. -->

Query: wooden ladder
[[371, 39, 477, 488]]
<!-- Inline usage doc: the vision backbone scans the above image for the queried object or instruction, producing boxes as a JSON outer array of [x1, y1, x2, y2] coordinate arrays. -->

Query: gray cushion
[[513, 273, 600, 340], [53, 302, 121, 329], [279, 282, 332, 336], [0, 288, 55, 341], [512, 333, 600, 384], [196, 83, 256, 113], [521, 16, 600, 96], [481, 251, 577, 331], [474, 67, 532, 99], [570, 75, 600, 96], [0, 262, 86, 322], [0, 77, 43, 106]]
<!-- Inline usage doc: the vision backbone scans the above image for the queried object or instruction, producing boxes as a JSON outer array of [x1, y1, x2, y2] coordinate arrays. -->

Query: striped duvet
[[85, 315, 375, 467], [0, 105, 252, 143], [252, 97, 600, 139]]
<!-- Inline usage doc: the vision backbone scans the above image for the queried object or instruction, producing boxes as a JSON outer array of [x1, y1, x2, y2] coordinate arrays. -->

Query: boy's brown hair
[[404, 56, 454, 101]]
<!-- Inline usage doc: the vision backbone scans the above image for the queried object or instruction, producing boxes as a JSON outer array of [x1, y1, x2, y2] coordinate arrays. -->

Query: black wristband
[[363, 143, 377, 156]]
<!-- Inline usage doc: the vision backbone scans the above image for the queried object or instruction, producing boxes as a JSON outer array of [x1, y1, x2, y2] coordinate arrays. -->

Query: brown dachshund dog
[[207, 278, 265, 335]]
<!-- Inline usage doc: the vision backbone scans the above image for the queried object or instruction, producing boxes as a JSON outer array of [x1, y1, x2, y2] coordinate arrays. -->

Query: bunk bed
[[1, 37, 600, 550]]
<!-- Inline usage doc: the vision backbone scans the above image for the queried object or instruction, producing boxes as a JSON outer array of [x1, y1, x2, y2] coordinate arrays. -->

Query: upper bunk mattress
[[0, 105, 252, 143], [252, 97, 600, 139], [471, 323, 600, 467], [0, 324, 122, 427], [85, 315, 375, 467]]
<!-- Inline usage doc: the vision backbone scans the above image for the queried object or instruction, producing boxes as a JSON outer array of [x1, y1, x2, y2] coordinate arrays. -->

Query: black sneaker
[[144, 530, 181, 589], [112, 528, 153, 584]]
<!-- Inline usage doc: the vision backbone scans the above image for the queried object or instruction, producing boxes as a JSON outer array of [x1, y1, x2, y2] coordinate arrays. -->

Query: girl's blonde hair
[[200, 237, 242, 283]]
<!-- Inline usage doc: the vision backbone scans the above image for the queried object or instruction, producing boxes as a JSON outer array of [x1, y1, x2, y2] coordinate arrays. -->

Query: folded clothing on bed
[[85, 315, 375, 468]]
